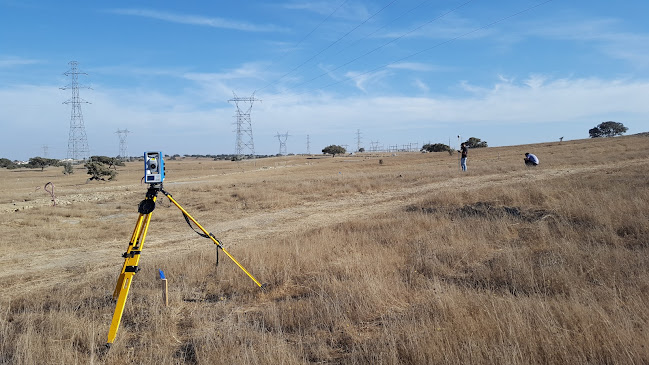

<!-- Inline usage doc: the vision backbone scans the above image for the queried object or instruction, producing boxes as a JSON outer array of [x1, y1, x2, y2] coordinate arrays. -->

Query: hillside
[[1, 135, 648, 364]]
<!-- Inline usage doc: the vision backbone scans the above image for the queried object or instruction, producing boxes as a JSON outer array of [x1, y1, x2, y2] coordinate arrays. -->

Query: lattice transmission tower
[[356, 129, 362, 152], [116, 129, 130, 159], [306, 135, 311, 155], [275, 131, 290, 155], [228, 92, 260, 159], [61, 61, 91, 160], [370, 141, 380, 152]]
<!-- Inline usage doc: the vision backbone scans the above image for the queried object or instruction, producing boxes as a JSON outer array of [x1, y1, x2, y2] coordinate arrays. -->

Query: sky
[[1, 0, 648, 160]]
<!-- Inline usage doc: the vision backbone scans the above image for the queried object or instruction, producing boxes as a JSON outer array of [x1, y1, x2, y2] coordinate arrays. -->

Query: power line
[[257, 0, 399, 93], [329, 0, 434, 59], [274, 0, 475, 96], [294, 0, 350, 48], [257, 0, 350, 83], [271, 0, 555, 99]]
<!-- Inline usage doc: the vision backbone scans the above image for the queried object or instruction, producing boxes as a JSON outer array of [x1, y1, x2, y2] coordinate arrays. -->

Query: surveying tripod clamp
[[138, 184, 162, 215]]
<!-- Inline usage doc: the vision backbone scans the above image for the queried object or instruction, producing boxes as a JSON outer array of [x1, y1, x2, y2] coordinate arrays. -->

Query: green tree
[[464, 137, 488, 148], [588, 127, 603, 138], [84, 161, 116, 181], [322, 145, 346, 157], [421, 143, 452, 153], [85, 156, 119, 181], [89, 156, 124, 169], [589, 121, 628, 138], [28, 157, 60, 171], [0, 158, 17, 169]]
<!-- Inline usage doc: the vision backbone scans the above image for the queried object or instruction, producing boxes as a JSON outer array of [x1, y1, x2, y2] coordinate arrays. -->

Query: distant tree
[[62, 162, 74, 175], [464, 137, 488, 148], [588, 127, 603, 138], [84, 161, 116, 181], [89, 156, 124, 169], [589, 121, 628, 138], [322, 145, 346, 157], [0, 158, 17, 169], [28, 157, 60, 171], [421, 143, 452, 153], [85, 156, 119, 181]]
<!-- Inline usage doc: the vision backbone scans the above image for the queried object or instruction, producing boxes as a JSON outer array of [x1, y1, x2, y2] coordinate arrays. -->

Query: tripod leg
[[162, 190, 264, 288], [112, 214, 146, 299], [107, 196, 156, 346]]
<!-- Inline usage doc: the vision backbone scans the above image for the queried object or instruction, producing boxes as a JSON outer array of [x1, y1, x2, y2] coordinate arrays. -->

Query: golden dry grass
[[1, 135, 648, 364]]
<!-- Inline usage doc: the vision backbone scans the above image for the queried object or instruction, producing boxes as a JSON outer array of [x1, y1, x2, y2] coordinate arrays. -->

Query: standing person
[[459, 143, 468, 171], [524, 152, 539, 166]]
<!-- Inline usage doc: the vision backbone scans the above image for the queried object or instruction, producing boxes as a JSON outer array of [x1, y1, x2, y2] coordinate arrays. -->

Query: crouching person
[[524, 152, 539, 166]]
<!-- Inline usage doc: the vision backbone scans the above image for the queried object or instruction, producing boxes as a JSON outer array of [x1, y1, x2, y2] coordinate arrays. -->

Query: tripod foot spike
[[98, 342, 112, 358]]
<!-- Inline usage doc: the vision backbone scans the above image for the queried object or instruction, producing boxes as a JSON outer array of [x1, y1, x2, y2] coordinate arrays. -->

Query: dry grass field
[[1, 135, 648, 364]]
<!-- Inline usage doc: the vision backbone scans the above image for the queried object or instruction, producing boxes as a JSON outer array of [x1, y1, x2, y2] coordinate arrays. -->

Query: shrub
[[62, 162, 74, 175], [421, 143, 451, 153]]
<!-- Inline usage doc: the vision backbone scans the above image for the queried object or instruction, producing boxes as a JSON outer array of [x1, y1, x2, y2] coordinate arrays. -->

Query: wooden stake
[[161, 279, 168, 307], [159, 269, 168, 307]]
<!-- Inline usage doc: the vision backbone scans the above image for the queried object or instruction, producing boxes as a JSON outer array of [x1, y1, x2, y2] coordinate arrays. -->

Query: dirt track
[[0, 158, 635, 300]]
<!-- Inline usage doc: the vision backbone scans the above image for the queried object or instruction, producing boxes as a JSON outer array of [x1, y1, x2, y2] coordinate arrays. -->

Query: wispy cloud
[[2, 74, 648, 159], [412, 79, 430, 93], [448, 75, 649, 125], [107, 8, 286, 32], [380, 12, 493, 41], [387, 62, 445, 72], [0, 56, 42, 68], [525, 17, 649, 67], [281, 1, 371, 21], [344, 69, 390, 92]]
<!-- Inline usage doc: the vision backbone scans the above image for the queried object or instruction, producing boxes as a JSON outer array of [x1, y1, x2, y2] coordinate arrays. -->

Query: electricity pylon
[[229, 92, 260, 159], [356, 129, 362, 152], [116, 129, 130, 159], [306, 135, 311, 155], [275, 131, 290, 155], [61, 61, 91, 161]]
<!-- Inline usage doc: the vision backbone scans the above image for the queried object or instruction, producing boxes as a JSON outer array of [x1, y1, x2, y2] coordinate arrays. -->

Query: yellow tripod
[[106, 184, 264, 347]]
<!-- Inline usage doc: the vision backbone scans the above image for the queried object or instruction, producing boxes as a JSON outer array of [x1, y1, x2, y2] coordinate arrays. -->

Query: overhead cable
[[257, 0, 399, 93], [267, 0, 555, 100]]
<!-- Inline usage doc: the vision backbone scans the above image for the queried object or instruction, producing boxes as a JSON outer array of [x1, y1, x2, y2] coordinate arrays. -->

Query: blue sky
[[1, 0, 648, 160]]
